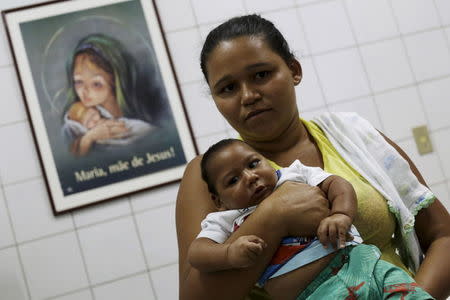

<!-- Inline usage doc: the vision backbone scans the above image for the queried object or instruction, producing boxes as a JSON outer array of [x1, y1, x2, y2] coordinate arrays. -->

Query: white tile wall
[[77, 217, 146, 285], [19, 232, 88, 299], [432, 128, 450, 179], [404, 30, 450, 81], [150, 264, 179, 300], [295, 57, 326, 111], [299, 1, 355, 53], [135, 204, 177, 268], [4, 179, 73, 243], [435, 0, 450, 26], [430, 182, 450, 213], [1, 0, 449, 299], [0, 247, 28, 300], [245, 0, 295, 13], [153, 0, 196, 32], [51, 290, 93, 300], [419, 77, 450, 131], [374, 87, 427, 141], [0, 187, 15, 249], [390, 0, 440, 34], [360, 39, 413, 93], [0, 67, 26, 126], [165, 29, 203, 84], [130, 183, 178, 212], [0, 122, 41, 185], [345, 0, 398, 43], [397, 139, 445, 186], [191, 0, 245, 25], [93, 273, 155, 300], [262, 9, 310, 57], [195, 131, 232, 154], [313, 48, 370, 103], [181, 81, 227, 137], [72, 196, 131, 228], [0, 22, 13, 66]]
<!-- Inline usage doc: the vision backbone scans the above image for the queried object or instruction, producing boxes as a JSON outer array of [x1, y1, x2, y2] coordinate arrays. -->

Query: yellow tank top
[[269, 119, 410, 275]]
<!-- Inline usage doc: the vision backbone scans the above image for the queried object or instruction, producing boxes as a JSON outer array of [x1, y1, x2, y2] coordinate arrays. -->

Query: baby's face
[[81, 108, 102, 129], [208, 142, 278, 210]]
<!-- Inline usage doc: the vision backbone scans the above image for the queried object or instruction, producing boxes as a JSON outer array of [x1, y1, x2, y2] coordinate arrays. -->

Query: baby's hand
[[227, 235, 267, 268], [317, 213, 352, 250]]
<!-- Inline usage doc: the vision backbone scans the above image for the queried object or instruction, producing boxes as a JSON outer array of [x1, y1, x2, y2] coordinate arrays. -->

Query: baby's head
[[68, 102, 102, 129], [201, 139, 277, 210]]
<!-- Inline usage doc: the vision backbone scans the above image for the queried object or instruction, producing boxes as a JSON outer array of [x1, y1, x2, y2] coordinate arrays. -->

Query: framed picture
[[2, 0, 198, 214]]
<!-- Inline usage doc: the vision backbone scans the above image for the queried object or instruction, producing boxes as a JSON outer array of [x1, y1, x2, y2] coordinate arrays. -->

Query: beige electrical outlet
[[412, 125, 433, 155]]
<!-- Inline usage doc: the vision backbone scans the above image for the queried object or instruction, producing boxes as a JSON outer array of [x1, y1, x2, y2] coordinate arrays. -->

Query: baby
[[67, 101, 106, 130], [188, 139, 433, 299], [66, 101, 153, 146]]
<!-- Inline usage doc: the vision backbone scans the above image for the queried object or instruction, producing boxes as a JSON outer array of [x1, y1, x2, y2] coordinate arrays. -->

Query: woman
[[176, 15, 450, 299], [62, 34, 159, 155]]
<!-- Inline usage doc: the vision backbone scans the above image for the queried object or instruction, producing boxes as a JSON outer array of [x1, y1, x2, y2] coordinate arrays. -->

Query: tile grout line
[[432, 0, 450, 66], [0, 199, 178, 252], [340, 0, 385, 132], [43, 269, 151, 300], [0, 175, 32, 300], [127, 198, 159, 300], [71, 212, 96, 300], [387, 0, 449, 185], [431, 0, 450, 198], [293, 4, 329, 112]]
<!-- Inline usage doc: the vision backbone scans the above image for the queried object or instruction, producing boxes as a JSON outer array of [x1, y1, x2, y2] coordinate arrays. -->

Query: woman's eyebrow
[[245, 62, 271, 71], [213, 75, 232, 90], [213, 62, 272, 90]]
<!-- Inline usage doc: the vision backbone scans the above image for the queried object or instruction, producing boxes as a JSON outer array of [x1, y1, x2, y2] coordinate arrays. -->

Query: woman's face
[[206, 36, 302, 141], [73, 54, 115, 108]]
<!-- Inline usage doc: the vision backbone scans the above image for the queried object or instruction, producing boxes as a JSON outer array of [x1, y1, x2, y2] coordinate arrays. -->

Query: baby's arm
[[188, 235, 267, 272], [317, 175, 357, 249]]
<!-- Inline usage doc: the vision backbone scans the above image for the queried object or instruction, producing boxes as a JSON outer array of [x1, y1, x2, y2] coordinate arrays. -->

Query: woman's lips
[[245, 108, 271, 121]]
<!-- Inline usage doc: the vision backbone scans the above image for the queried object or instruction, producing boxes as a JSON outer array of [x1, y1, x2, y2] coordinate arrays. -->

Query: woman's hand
[[86, 119, 128, 142], [260, 181, 330, 238], [73, 120, 129, 156]]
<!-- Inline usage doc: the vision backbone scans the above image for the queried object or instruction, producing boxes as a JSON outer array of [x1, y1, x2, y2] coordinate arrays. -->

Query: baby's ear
[[211, 194, 224, 211]]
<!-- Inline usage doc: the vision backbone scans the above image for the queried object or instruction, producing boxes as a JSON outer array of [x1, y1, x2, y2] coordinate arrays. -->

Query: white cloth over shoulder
[[312, 112, 435, 272]]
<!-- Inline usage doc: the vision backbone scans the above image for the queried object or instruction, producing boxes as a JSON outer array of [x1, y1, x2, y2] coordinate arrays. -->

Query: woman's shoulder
[[184, 154, 203, 175]]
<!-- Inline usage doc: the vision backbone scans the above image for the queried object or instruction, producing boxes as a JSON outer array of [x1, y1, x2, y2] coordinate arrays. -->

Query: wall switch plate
[[412, 125, 433, 155]]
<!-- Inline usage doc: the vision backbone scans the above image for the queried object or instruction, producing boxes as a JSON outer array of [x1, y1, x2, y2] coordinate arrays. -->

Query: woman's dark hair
[[201, 138, 247, 195], [200, 14, 295, 82]]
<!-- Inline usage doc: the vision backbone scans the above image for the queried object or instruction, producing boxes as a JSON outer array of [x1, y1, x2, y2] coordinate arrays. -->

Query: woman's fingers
[[338, 227, 346, 249], [317, 220, 329, 247], [328, 224, 337, 249], [270, 181, 330, 237]]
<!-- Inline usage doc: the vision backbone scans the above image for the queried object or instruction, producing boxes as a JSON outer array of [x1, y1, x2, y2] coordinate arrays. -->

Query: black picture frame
[[2, 0, 198, 214]]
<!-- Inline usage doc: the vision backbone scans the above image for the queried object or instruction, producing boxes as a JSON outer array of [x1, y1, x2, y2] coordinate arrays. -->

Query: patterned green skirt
[[297, 244, 433, 299]]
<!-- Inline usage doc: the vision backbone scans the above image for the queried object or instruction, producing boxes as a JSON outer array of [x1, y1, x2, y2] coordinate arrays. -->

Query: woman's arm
[[381, 133, 450, 300], [176, 156, 331, 299]]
